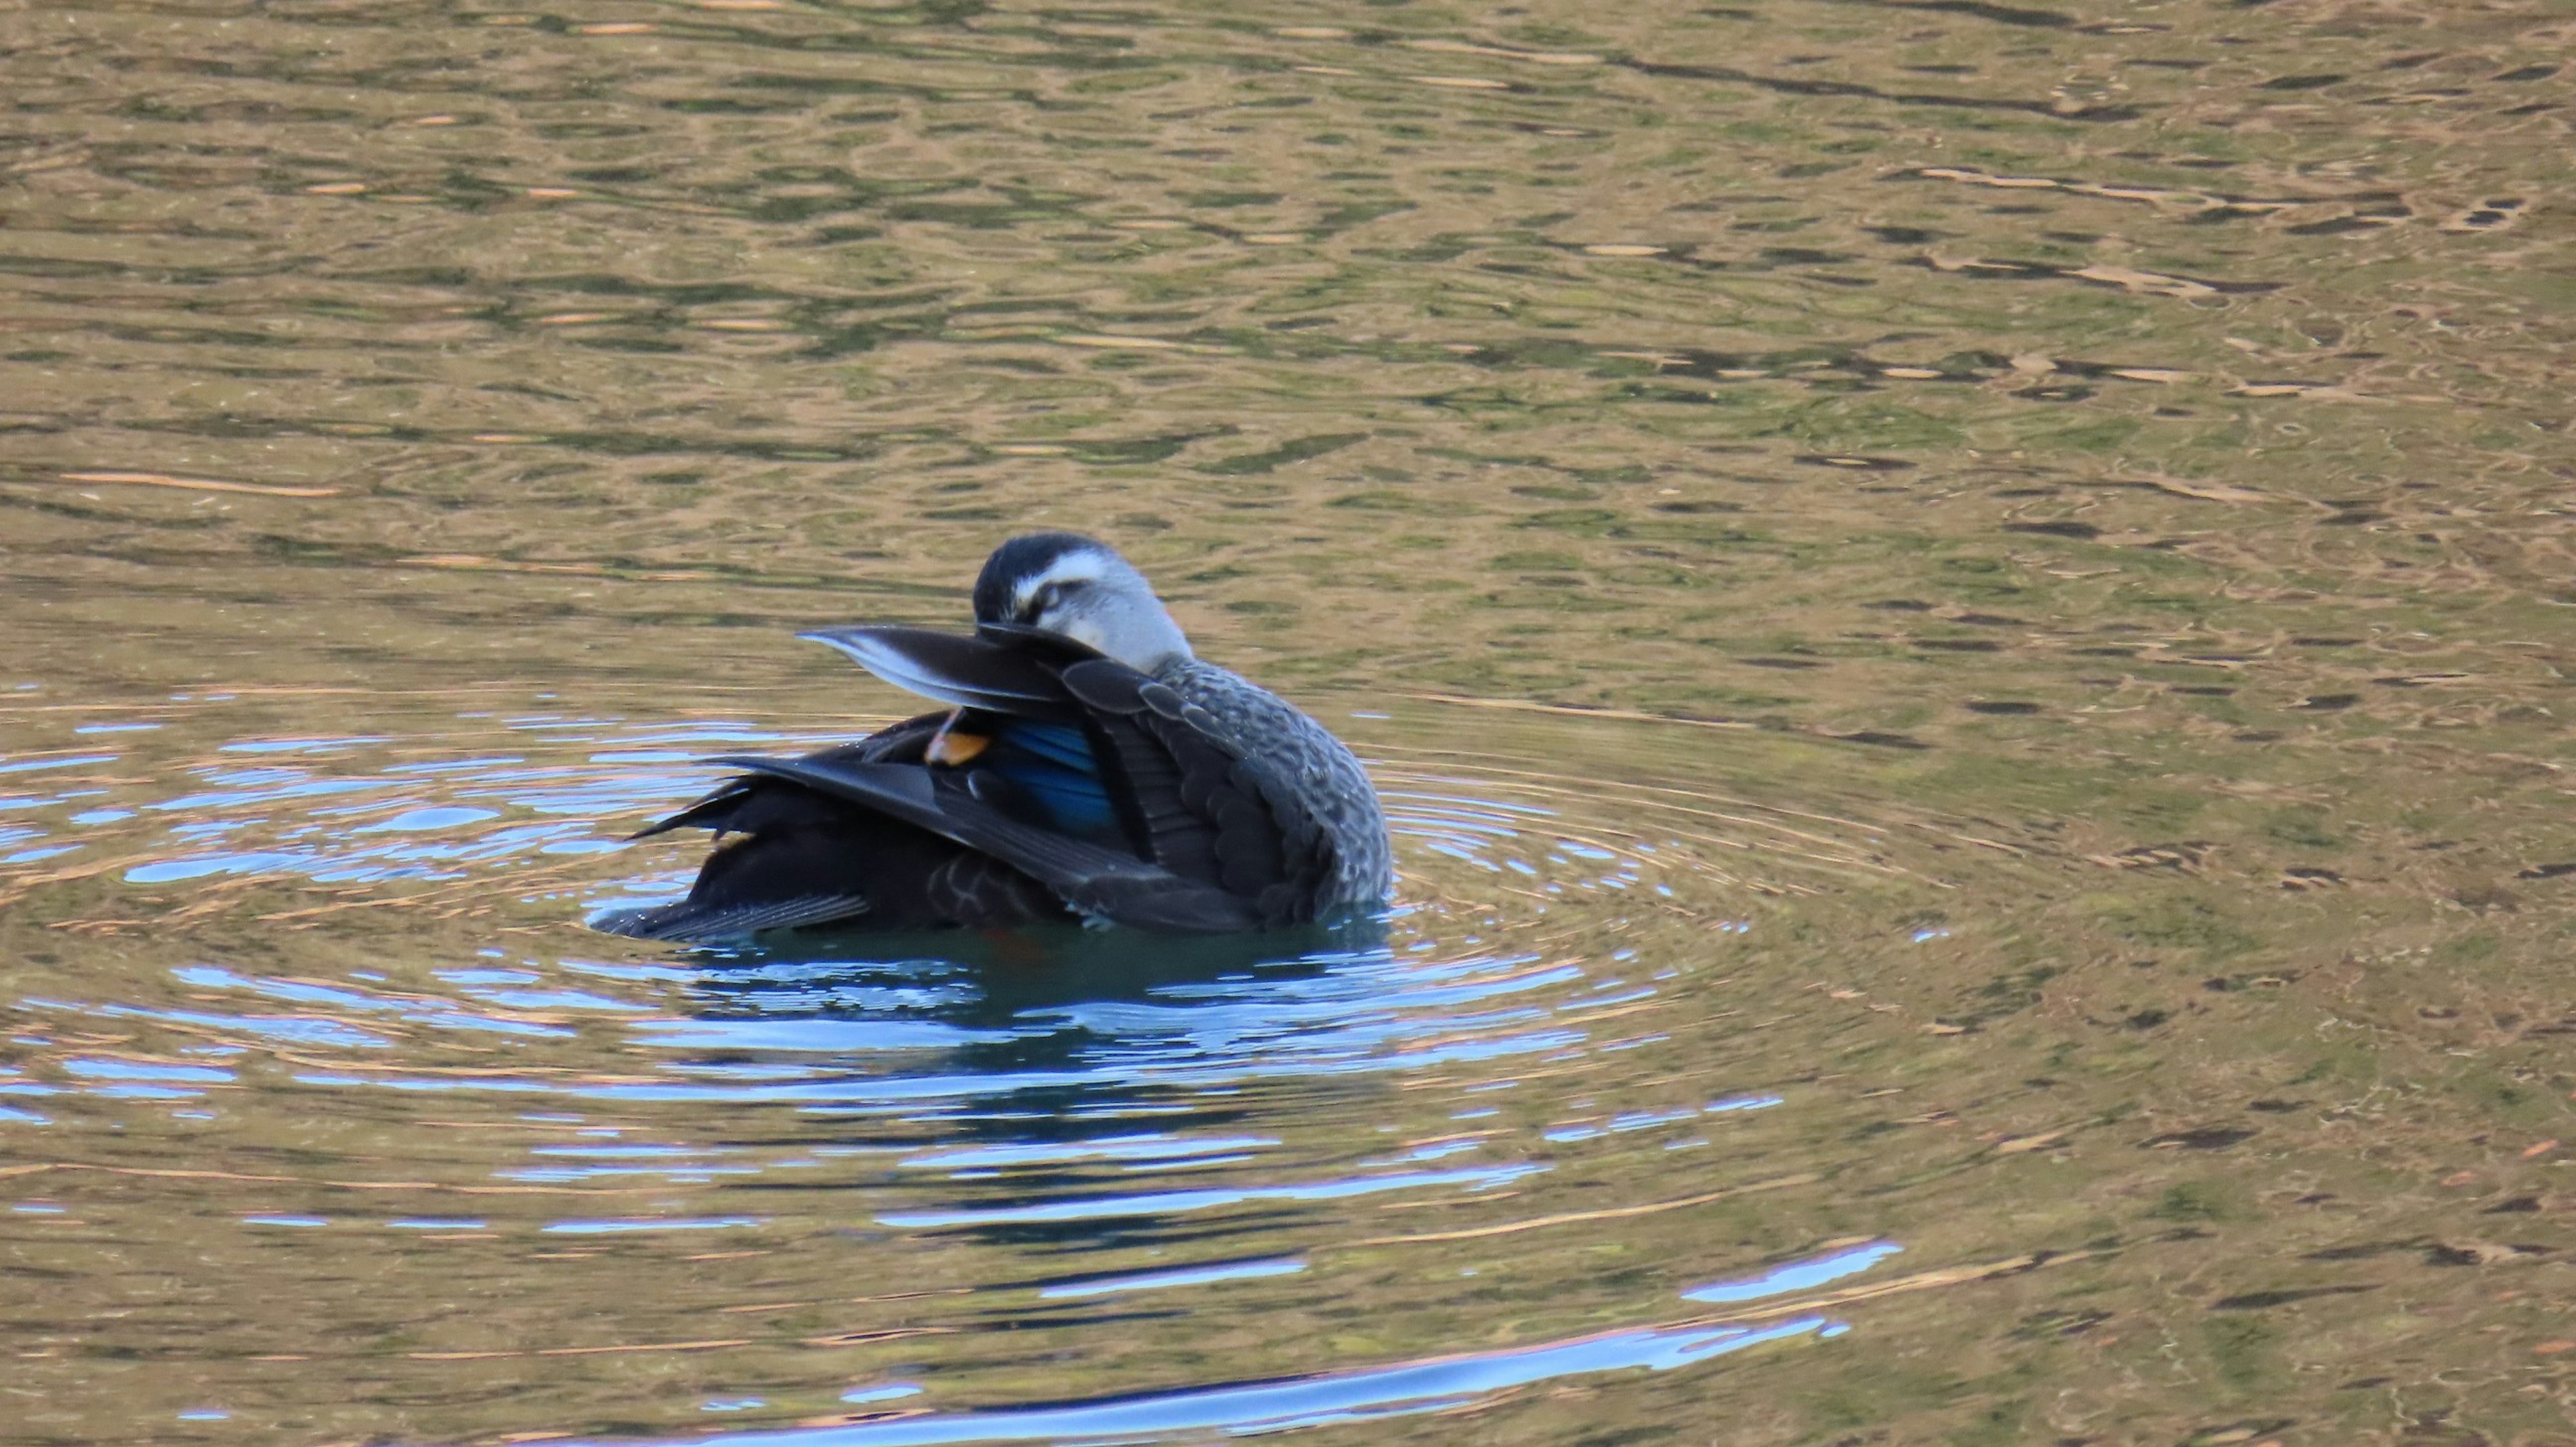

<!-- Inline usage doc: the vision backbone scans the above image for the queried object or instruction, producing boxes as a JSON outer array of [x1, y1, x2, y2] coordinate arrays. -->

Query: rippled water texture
[[5, 1, 2575, 1443]]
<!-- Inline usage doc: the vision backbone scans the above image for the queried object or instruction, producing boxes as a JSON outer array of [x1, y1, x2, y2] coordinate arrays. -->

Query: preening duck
[[599, 533, 1393, 941]]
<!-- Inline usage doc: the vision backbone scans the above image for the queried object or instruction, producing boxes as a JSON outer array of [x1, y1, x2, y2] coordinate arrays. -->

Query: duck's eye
[[1028, 582, 1071, 619]]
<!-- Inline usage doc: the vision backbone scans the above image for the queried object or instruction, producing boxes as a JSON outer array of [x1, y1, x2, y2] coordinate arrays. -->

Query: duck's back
[[1155, 658, 1391, 912]]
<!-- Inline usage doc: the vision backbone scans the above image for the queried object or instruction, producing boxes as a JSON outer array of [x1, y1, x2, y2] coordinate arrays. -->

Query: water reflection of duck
[[682, 920, 1375, 1033], [601, 534, 1392, 942], [666, 920, 1389, 1103]]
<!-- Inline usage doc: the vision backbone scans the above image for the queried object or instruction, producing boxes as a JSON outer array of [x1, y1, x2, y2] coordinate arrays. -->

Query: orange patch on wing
[[926, 729, 989, 766]]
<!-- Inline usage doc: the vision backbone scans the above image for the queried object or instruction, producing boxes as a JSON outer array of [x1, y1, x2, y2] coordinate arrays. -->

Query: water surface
[[4, 1, 2573, 1443]]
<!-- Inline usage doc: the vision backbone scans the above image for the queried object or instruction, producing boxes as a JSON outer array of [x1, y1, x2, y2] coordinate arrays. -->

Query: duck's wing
[[798, 626, 1082, 720], [704, 753, 1259, 932], [798, 627, 1122, 842], [598, 763, 1065, 941], [596, 832, 881, 939], [626, 716, 945, 842], [604, 717, 979, 941], [765, 623, 1337, 928], [1053, 661, 1342, 926]]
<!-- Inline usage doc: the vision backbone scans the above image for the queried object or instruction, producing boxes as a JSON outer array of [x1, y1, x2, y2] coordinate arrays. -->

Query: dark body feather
[[598, 623, 1389, 943]]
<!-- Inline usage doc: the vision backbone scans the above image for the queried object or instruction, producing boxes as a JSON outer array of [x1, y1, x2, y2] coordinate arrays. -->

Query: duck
[[598, 533, 1393, 941]]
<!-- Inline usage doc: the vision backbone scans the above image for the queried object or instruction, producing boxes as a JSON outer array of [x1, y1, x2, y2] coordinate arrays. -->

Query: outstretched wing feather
[[629, 780, 753, 841], [596, 892, 873, 942], [627, 714, 945, 841]]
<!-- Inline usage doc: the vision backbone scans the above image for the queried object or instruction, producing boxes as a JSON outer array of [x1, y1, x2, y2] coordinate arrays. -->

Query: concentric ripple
[[0, 690, 2026, 1442]]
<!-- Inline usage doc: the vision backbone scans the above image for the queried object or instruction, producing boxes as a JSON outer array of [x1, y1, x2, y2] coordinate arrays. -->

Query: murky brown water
[[5, 1, 2574, 1442]]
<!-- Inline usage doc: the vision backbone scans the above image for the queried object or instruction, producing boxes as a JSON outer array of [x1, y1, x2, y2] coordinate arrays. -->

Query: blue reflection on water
[[166, 967, 575, 1040], [902, 1135, 1280, 1171], [0, 753, 119, 775], [62, 1059, 235, 1085], [632, 1018, 1026, 1053], [359, 806, 500, 833], [541, 1217, 764, 1234], [839, 1385, 922, 1406], [580, 1316, 1833, 1446], [1683, 1241, 1904, 1303], [1036, 1254, 1305, 1299], [877, 1164, 1538, 1230], [7, 715, 769, 896]]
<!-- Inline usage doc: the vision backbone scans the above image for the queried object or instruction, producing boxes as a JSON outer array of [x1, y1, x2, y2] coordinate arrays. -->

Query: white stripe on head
[[1010, 548, 1114, 617], [1008, 545, 1191, 670]]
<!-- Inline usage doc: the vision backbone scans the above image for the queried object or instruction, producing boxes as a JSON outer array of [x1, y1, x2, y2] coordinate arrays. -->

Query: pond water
[[3, 1, 2573, 1443]]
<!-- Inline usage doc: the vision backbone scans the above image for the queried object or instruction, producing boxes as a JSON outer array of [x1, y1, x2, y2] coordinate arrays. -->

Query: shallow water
[[5, 1, 2575, 1443]]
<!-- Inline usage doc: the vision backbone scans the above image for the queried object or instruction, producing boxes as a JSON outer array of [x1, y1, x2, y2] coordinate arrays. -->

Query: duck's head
[[973, 533, 1195, 672]]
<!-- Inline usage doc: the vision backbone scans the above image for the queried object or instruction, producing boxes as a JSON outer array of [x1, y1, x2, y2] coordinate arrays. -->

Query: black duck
[[599, 533, 1393, 941]]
